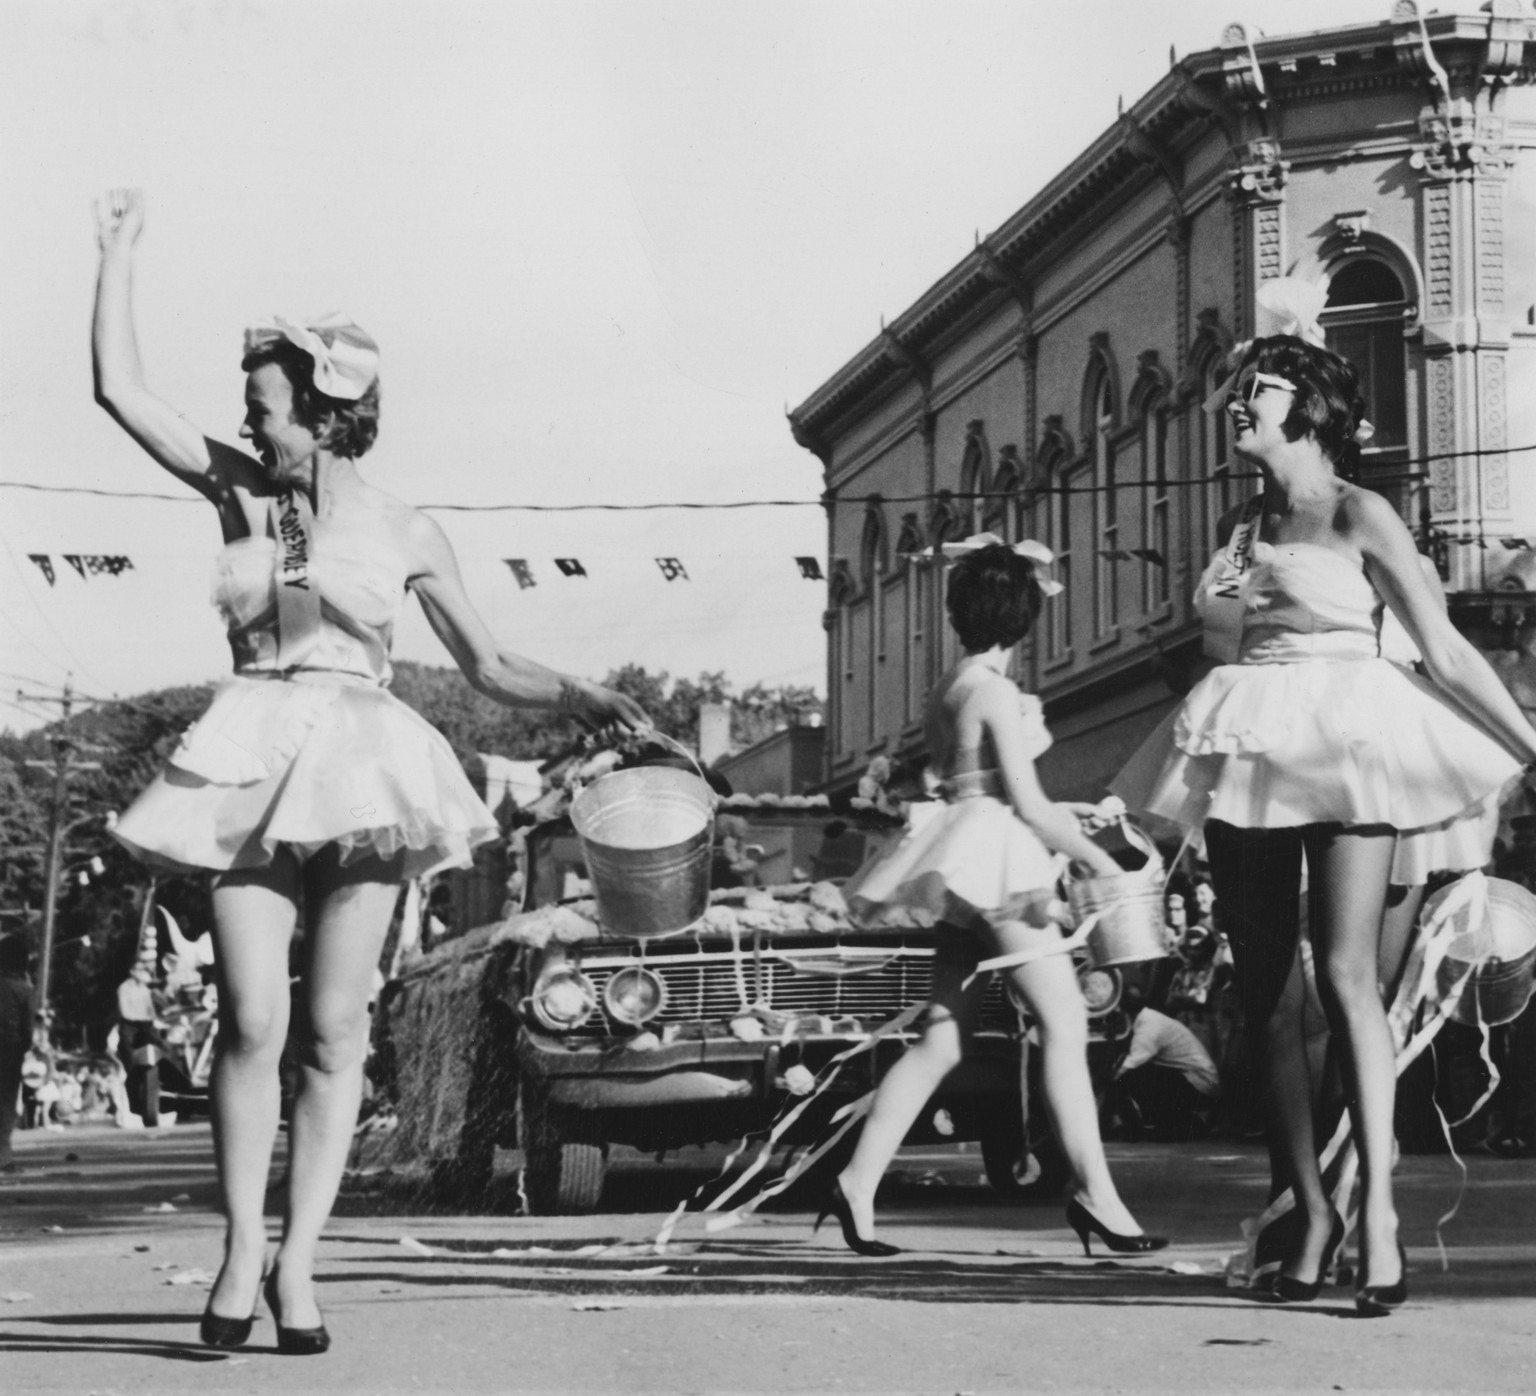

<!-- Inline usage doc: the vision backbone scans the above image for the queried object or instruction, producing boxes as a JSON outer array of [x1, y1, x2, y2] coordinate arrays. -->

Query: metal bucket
[[1436, 877, 1536, 1028], [570, 765, 714, 939], [1069, 818, 1170, 968]]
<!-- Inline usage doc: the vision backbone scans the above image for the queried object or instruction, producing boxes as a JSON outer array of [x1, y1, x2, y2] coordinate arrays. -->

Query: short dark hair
[[241, 340, 381, 459], [945, 544, 1044, 651], [1238, 335, 1366, 471]]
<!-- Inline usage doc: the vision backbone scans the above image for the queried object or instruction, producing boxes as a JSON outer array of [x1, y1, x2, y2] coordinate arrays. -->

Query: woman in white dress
[[1114, 333, 1535, 1314], [821, 541, 1165, 1258], [92, 190, 647, 1352]]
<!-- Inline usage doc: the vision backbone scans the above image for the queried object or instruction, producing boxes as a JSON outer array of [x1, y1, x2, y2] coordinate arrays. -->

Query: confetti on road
[[1168, 1261, 1207, 1275], [40, 1225, 64, 1233], [166, 1269, 216, 1286], [571, 1300, 624, 1312], [143, 1202, 179, 1213], [398, 1236, 434, 1257]]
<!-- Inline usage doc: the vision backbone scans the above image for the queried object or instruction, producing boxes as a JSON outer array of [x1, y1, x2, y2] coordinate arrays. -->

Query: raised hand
[[562, 678, 651, 739], [95, 187, 144, 253]]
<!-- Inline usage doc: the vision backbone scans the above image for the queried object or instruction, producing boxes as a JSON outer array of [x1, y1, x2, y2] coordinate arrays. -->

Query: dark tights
[[1204, 820, 1404, 1288]]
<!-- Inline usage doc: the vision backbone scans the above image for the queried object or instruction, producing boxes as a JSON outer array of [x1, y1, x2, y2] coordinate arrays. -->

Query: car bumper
[[518, 1026, 1023, 1111]]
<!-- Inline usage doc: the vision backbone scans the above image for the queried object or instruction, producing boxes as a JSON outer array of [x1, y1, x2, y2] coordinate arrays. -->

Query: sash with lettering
[[1202, 494, 1264, 664], [269, 489, 323, 670]]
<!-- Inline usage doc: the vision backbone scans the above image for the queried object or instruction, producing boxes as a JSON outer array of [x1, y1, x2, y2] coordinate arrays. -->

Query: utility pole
[[21, 677, 103, 1037]]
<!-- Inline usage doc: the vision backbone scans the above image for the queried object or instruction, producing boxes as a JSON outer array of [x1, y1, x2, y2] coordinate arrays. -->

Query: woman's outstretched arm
[[92, 189, 254, 503], [406, 511, 650, 732], [1353, 488, 1536, 766]]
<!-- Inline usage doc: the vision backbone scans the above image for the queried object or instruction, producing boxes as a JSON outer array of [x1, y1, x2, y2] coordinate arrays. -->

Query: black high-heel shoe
[[1274, 1210, 1345, 1304], [814, 1181, 901, 1258], [263, 1268, 331, 1355], [200, 1263, 264, 1348], [1065, 1198, 1169, 1257], [1355, 1242, 1407, 1317], [199, 1300, 258, 1350]]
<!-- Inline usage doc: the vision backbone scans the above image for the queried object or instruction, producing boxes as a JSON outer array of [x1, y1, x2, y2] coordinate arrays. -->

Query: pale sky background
[[0, 0, 1431, 732]]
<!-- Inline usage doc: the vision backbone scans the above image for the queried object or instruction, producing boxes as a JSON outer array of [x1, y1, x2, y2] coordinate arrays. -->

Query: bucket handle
[[567, 728, 718, 807]]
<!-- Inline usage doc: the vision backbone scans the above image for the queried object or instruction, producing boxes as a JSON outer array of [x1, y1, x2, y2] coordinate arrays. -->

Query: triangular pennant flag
[[656, 558, 689, 582], [795, 557, 824, 580], [554, 559, 587, 578], [504, 559, 536, 589], [83, 555, 134, 576], [1500, 538, 1531, 551], [28, 555, 54, 586], [62, 555, 87, 580], [1129, 548, 1166, 566]]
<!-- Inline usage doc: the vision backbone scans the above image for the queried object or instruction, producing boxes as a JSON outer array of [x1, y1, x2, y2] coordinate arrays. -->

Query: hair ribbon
[[929, 531, 1064, 596], [242, 312, 380, 401]]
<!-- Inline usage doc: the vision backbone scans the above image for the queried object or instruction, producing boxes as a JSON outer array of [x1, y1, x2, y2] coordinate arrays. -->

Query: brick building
[[789, 3, 1536, 802]]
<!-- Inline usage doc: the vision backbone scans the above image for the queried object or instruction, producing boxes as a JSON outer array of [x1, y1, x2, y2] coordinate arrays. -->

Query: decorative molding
[[1476, 178, 1506, 316], [1021, 333, 1039, 479], [1332, 210, 1371, 246], [1410, 112, 1513, 181], [1254, 204, 1284, 284], [1426, 355, 1456, 514], [1229, 138, 1289, 205], [1481, 353, 1509, 514], [1424, 183, 1453, 319]]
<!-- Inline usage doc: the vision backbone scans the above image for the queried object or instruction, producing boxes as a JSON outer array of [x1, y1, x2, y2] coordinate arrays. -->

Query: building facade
[[790, 3, 1536, 802]]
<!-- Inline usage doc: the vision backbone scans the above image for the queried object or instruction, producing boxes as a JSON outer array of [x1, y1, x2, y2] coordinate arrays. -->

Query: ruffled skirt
[[843, 796, 1063, 948], [112, 674, 499, 880], [1112, 657, 1518, 883]]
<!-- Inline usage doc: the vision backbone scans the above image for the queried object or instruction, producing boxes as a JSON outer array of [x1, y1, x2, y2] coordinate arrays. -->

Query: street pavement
[[0, 1122, 1532, 1395]]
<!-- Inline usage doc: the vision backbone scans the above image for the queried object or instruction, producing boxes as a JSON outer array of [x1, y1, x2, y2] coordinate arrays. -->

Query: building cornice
[[788, 5, 1535, 450]]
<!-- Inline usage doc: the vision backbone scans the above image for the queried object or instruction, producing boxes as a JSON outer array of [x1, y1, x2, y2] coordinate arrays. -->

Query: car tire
[[517, 1073, 608, 1215], [140, 1064, 160, 1129]]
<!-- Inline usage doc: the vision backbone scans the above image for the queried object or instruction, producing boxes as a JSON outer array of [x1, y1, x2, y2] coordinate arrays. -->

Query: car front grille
[[564, 940, 1016, 1037]]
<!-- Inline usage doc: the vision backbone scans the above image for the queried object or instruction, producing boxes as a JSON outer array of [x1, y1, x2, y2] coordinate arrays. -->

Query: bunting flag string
[[27, 554, 134, 582], [796, 557, 823, 580], [655, 558, 689, 582], [554, 558, 587, 578], [503, 559, 536, 589]]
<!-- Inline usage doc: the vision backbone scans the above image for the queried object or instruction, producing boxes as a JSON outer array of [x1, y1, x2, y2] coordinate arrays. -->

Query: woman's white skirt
[[112, 674, 499, 881]]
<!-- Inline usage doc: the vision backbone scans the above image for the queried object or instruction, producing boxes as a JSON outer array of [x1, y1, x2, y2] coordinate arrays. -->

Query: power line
[[2, 439, 1532, 510]]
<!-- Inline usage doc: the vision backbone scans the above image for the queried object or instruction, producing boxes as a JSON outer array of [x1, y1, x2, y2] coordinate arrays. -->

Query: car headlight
[[602, 966, 667, 1026], [1078, 966, 1122, 1017], [530, 967, 598, 1031]]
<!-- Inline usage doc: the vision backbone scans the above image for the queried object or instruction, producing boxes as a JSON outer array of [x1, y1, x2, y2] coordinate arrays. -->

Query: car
[[379, 793, 1138, 1214]]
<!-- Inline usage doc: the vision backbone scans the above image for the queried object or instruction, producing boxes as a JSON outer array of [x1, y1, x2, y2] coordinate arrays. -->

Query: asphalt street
[[0, 1122, 1532, 1395]]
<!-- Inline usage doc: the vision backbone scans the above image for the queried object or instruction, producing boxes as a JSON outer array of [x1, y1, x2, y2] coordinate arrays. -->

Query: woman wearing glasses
[[1115, 332, 1536, 1315]]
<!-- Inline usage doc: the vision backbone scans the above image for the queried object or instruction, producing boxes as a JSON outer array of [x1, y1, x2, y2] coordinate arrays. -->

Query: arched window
[[1322, 255, 1411, 513], [1128, 353, 1173, 616], [989, 446, 1022, 540], [894, 514, 926, 725], [859, 503, 888, 744], [959, 423, 992, 535], [1188, 318, 1232, 550], [1034, 423, 1073, 664], [929, 495, 961, 671], [1082, 352, 1119, 640]]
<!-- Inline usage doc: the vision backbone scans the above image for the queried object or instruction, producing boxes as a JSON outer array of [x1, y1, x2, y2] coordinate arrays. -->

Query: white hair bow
[[1254, 275, 1330, 346], [243, 312, 380, 401], [928, 532, 1064, 596]]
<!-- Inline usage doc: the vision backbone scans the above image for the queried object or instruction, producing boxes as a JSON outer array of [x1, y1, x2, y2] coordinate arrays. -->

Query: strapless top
[[933, 690, 1053, 800], [1194, 540, 1414, 666], [211, 531, 410, 684]]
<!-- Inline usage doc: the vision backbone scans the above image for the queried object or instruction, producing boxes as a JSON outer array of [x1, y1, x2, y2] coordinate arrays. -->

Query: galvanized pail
[[1435, 877, 1536, 1028], [1069, 818, 1170, 969], [570, 765, 714, 938]]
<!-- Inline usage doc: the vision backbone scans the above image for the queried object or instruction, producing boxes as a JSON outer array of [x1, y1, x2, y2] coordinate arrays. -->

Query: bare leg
[[1304, 825, 1402, 1289], [1204, 822, 1341, 1281], [1009, 951, 1142, 1235], [837, 927, 986, 1243], [270, 846, 400, 1328], [205, 853, 301, 1322]]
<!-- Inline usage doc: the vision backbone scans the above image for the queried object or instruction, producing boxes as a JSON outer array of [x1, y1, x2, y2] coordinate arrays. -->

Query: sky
[[0, 0, 1439, 732]]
